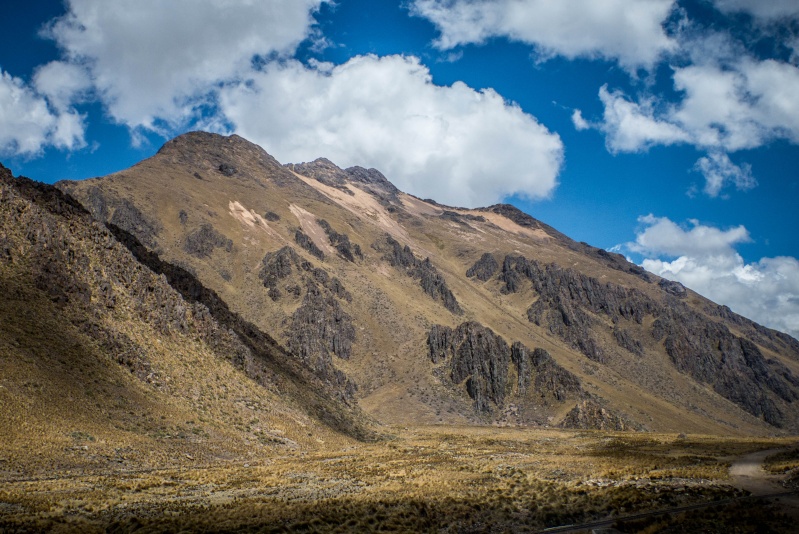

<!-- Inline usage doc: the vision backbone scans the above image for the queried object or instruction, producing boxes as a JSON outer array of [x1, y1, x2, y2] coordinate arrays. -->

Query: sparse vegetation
[[1, 427, 794, 532]]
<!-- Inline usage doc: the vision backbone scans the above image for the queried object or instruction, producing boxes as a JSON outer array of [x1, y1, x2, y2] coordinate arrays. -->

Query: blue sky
[[1, 0, 798, 337]]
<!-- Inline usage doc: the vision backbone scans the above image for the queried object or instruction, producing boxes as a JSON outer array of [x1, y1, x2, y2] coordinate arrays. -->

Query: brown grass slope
[[58, 131, 799, 436], [0, 163, 374, 479]]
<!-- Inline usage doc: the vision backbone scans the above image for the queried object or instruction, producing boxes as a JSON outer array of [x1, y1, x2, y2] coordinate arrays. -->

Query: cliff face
[[468, 253, 799, 428], [54, 132, 799, 435]]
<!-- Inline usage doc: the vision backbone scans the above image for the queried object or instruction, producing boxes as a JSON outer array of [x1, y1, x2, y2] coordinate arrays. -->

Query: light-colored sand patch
[[288, 204, 336, 256], [228, 200, 280, 239], [291, 171, 412, 245], [479, 211, 551, 241], [400, 194, 443, 217]]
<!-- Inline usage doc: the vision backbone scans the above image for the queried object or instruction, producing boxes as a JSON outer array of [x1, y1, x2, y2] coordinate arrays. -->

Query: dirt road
[[729, 447, 799, 520]]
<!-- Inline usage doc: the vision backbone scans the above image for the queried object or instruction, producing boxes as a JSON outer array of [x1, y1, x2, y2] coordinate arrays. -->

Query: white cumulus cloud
[[32, 61, 92, 112], [0, 70, 85, 156], [629, 215, 799, 339], [410, 0, 677, 68], [219, 54, 563, 208], [45, 0, 326, 131], [597, 85, 690, 152], [693, 151, 756, 197]]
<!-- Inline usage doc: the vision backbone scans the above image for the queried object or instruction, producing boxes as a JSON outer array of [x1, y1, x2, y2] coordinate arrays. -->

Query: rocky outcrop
[[427, 322, 582, 413], [217, 163, 237, 177], [295, 229, 325, 260], [287, 158, 354, 195], [345, 166, 400, 205], [466, 253, 499, 282], [317, 219, 362, 262], [654, 305, 798, 427], [259, 245, 349, 303], [659, 278, 686, 297], [108, 198, 162, 250], [613, 327, 644, 356], [441, 210, 486, 226], [286, 284, 356, 394], [499, 254, 660, 363], [561, 399, 644, 431], [376, 234, 462, 315], [258, 243, 356, 396], [263, 211, 280, 222], [491, 251, 799, 427], [183, 223, 233, 258]]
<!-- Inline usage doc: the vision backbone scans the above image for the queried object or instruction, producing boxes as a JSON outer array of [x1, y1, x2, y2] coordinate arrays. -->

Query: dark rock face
[[613, 327, 644, 356], [345, 166, 401, 205], [466, 253, 499, 282], [285, 279, 357, 400], [259, 246, 308, 298], [345, 166, 399, 193], [183, 223, 233, 258], [263, 211, 280, 222], [527, 346, 582, 401], [317, 219, 362, 262], [659, 278, 687, 297], [287, 158, 354, 196], [500, 254, 660, 363], [294, 229, 325, 260], [258, 243, 355, 396], [441, 211, 486, 226], [377, 234, 462, 315], [655, 306, 797, 427], [218, 163, 237, 177], [491, 251, 799, 427], [259, 245, 350, 302], [108, 198, 162, 249], [287, 284, 356, 362], [427, 322, 582, 413]]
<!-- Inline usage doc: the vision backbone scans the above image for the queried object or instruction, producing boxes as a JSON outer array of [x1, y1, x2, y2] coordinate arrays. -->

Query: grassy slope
[[59, 132, 799, 436]]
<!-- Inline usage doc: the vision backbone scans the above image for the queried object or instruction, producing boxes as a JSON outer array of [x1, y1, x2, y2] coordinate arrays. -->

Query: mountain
[[47, 131, 799, 437], [0, 162, 376, 477]]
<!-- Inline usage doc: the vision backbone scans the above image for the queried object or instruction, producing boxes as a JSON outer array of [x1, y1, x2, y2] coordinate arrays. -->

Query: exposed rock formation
[[377, 235, 462, 315], [488, 251, 799, 427], [466, 253, 499, 282], [654, 305, 799, 427], [259, 245, 349, 302], [659, 278, 687, 297], [317, 219, 362, 262], [286, 284, 357, 398], [264, 211, 280, 222], [287, 158, 354, 195], [344, 166, 400, 204], [295, 229, 325, 260], [258, 244, 356, 397], [427, 322, 582, 413], [561, 399, 644, 431], [183, 223, 233, 258]]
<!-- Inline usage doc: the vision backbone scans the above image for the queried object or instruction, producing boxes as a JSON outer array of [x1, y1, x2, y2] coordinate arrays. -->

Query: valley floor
[[1, 426, 798, 533]]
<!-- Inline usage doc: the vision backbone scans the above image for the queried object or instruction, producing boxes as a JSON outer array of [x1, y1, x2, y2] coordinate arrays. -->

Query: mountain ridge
[[10, 129, 797, 438]]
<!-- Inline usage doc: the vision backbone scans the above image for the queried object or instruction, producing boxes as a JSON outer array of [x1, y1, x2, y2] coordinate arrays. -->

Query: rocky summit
[[3, 132, 799, 530]]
